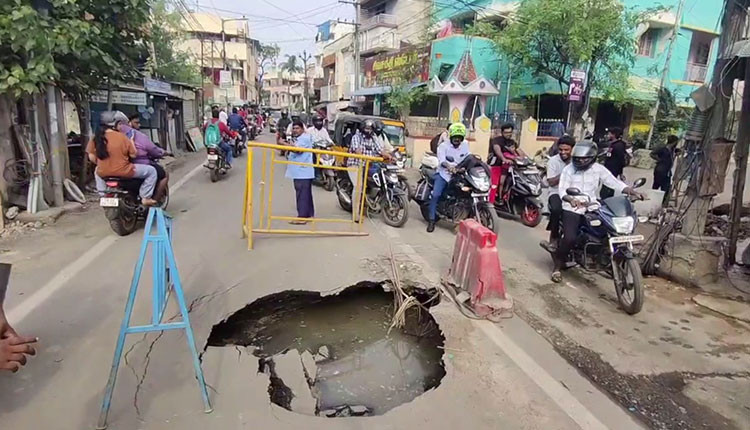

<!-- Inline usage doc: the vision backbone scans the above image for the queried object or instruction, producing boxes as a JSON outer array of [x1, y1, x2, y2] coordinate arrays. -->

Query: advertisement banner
[[219, 70, 233, 89], [568, 69, 586, 102], [363, 47, 430, 89], [91, 91, 147, 106]]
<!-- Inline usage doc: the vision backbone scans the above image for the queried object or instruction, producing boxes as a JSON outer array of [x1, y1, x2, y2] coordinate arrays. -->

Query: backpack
[[205, 122, 221, 147]]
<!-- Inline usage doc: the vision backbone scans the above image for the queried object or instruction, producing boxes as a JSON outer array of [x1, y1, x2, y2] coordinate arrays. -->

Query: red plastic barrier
[[445, 219, 512, 318]]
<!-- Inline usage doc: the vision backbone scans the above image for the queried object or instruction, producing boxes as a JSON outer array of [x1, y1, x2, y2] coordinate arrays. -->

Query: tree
[[280, 55, 302, 109], [470, 0, 645, 134], [385, 85, 427, 120], [149, 0, 200, 85], [256, 43, 280, 100]]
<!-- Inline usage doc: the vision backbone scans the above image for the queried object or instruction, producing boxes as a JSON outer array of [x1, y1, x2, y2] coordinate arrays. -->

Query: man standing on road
[[552, 141, 644, 283], [651, 135, 679, 198], [544, 136, 575, 250], [0, 263, 37, 373], [427, 123, 470, 233], [283, 120, 315, 224], [601, 127, 627, 199]]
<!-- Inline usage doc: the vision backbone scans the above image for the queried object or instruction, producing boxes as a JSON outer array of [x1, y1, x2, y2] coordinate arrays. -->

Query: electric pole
[[339, 1, 361, 91], [300, 50, 313, 118], [645, 0, 685, 149]]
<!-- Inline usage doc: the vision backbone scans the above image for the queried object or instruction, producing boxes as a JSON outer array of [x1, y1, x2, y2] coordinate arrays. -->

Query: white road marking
[[378, 225, 608, 430], [6, 160, 207, 324]]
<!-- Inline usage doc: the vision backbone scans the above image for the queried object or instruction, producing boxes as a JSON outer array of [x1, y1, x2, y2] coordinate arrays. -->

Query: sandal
[[551, 271, 562, 283]]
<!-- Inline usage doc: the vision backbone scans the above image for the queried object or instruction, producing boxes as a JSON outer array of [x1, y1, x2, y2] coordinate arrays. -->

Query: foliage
[[0, 0, 152, 99], [652, 88, 689, 145], [257, 43, 280, 88], [149, 0, 200, 85], [468, 0, 645, 103], [385, 85, 427, 120], [280, 55, 303, 76]]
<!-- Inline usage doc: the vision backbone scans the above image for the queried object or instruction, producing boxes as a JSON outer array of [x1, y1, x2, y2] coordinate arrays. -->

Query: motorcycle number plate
[[609, 235, 644, 245], [207, 154, 219, 161], [99, 197, 119, 207]]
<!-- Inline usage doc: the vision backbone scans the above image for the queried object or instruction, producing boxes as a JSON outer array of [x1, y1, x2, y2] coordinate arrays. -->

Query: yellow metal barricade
[[242, 142, 383, 250]]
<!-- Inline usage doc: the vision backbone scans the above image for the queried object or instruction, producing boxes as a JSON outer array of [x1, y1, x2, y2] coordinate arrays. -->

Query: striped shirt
[[347, 132, 383, 167]]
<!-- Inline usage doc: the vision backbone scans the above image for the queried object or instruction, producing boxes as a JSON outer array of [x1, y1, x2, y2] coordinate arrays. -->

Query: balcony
[[359, 27, 399, 56], [684, 62, 708, 83], [320, 84, 341, 102], [362, 14, 397, 30]]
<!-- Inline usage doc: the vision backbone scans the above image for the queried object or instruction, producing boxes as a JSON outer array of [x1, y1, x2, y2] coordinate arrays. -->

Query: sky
[[186, 0, 355, 57]]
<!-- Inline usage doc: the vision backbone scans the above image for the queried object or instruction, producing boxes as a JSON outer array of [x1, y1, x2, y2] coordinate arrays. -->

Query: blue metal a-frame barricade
[[96, 208, 211, 429]]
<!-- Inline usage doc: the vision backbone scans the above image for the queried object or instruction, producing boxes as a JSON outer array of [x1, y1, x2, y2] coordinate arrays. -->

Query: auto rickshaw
[[331, 114, 407, 165]]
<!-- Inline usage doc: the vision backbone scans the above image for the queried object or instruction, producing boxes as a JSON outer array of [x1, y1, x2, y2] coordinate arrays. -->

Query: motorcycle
[[335, 150, 410, 227], [205, 144, 229, 182], [494, 157, 544, 227], [312, 138, 336, 192], [413, 153, 499, 233], [232, 131, 246, 158], [540, 178, 648, 315], [99, 173, 169, 236]]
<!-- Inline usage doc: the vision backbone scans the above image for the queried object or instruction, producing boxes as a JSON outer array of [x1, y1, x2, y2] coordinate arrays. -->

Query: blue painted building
[[430, 0, 724, 134]]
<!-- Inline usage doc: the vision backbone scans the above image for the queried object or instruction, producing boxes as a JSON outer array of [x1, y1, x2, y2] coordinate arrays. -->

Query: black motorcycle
[[540, 178, 648, 315], [494, 157, 544, 227], [312, 138, 336, 192], [335, 150, 410, 227], [99, 174, 169, 236], [232, 131, 246, 158], [413, 154, 499, 233], [205, 145, 229, 182]]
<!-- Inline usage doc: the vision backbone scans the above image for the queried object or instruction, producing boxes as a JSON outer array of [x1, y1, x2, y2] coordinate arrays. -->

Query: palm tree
[[280, 55, 302, 109]]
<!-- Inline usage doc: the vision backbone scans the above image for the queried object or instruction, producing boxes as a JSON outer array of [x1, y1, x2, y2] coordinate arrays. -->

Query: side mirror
[[566, 187, 582, 196], [446, 155, 455, 162], [633, 178, 647, 189]]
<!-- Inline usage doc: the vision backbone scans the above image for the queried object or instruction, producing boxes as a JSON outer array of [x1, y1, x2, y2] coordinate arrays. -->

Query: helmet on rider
[[373, 120, 384, 135], [448, 122, 466, 147], [281, 109, 288, 118], [312, 115, 324, 129], [571, 140, 598, 171], [362, 119, 375, 137], [99, 111, 119, 128]]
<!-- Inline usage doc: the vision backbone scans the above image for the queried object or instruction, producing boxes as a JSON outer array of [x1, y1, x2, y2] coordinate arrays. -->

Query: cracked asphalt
[[0, 133, 747, 429]]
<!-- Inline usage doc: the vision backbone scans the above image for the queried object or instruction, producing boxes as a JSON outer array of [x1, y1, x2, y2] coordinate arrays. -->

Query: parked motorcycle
[[494, 157, 544, 227], [413, 153, 499, 233], [540, 178, 648, 315], [312, 138, 336, 192], [205, 145, 229, 182], [99, 175, 169, 236], [335, 150, 410, 227]]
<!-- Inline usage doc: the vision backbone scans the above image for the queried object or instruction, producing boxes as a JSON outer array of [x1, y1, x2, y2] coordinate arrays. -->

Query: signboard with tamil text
[[91, 91, 147, 106], [363, 47, 430, 89]]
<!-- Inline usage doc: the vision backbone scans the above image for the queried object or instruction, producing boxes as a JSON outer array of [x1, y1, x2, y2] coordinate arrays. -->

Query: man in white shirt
[[545, 136, 575, 249], [427, 123, 470, 233], [307, 115, 332, 144], [552, 140, 643, 283]]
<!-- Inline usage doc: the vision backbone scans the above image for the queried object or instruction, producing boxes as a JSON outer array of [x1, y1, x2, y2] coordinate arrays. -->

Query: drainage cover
[[207, 282, 446, 417]]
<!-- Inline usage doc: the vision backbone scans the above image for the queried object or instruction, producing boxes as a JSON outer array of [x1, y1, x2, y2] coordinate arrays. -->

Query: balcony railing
[[362, 14, 397, 30], [684, 62, 708, 83], [359, 31, 399, 54], [320, 84, 340, 102]]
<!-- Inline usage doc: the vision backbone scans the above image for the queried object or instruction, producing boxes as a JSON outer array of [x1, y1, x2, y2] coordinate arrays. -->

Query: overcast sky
[[187, 0, 355, 58]]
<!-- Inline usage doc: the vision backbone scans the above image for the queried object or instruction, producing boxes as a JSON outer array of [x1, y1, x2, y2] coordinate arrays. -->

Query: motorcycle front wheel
[[613, 257, 644, 315], [521, 202, 542, 227], [477, 203, 500, 234], [324, 176, 335, 192], [382, 193, 409, 227]]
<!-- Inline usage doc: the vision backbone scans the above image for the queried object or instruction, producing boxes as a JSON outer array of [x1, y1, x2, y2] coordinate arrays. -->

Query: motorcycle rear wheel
[[614, 258, 644, 315], [382, 193, 409, 227], [107, 209, 138, 236], [210, 168, 219, 183]]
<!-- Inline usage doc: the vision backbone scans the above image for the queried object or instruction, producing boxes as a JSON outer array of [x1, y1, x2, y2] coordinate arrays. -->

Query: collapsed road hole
[[206, 281, 446, 417]]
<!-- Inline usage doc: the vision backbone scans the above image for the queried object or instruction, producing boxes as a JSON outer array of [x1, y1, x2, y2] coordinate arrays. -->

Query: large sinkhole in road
[[207, 281, 446, 417]]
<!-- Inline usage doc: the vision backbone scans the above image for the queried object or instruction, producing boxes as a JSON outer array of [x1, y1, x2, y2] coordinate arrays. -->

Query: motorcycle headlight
[[612, 217, 635, 234], [471, 175, 491, 192], [386, 172, 399, 183]]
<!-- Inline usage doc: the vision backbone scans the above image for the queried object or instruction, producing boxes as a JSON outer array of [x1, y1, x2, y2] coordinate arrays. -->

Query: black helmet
[[572, 140, 597, 171], [312, 115, 324, 127], [373, 120, 384, 134]]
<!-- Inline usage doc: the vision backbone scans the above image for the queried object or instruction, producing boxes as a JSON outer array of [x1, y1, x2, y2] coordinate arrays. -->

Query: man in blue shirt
[[228, 107, 247, 142], [427, 123, 470, 233], [283, 120, 315, 224]]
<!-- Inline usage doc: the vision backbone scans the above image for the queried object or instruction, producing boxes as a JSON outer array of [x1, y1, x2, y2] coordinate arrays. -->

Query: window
[[637, 29, 657, 57]]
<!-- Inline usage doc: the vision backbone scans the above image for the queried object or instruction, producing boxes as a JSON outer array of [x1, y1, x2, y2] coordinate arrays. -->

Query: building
[[358, 0, 432, 58], [179, 13, 260, 108], [433, 0, 724, 138], [262, 68, 309, 111]]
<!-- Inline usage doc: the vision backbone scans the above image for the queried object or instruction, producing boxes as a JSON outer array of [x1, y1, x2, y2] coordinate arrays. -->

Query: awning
[[352, 82, 425, 97]]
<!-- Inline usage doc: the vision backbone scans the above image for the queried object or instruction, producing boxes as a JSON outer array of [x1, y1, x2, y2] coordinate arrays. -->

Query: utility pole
[[200, 35, 205, 117], [300, 50, 313, 118], [645, 0, 685, 149], [728, 61, 750, 264], [47, 85, 64, 207], [339, 1, 361, 91]]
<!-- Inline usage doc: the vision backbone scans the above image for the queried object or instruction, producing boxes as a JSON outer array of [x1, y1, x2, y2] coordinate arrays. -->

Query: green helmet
[[448, 123, 466, 139]]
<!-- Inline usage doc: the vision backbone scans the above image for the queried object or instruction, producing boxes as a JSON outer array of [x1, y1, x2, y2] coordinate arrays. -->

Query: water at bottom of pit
[[206, 282, 446, 417]]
